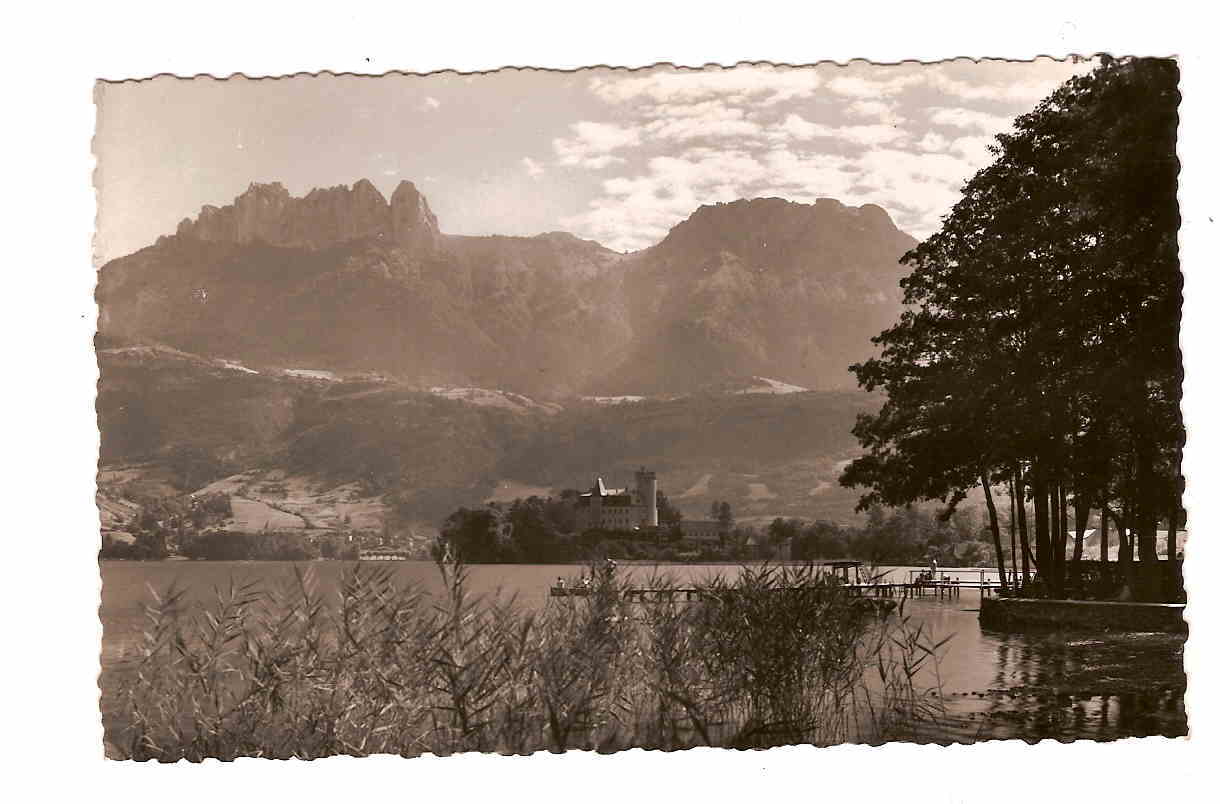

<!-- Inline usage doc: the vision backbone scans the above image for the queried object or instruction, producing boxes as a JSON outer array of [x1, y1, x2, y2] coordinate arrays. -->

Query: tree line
[[178, 529, 360, 561], [438, 492, 1002, 567], [771, 505, 999, 567], [841, 57, 1183, 601], [436, 491, 706, 564]]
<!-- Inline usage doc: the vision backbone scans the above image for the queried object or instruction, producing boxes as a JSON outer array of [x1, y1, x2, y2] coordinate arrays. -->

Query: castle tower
[[590, 477, 604, 529], [635, 467, 658, 527]]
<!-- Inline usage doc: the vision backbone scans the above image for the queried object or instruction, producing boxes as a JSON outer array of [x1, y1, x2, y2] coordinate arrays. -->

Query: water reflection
[[932, 624, 1187, 742]]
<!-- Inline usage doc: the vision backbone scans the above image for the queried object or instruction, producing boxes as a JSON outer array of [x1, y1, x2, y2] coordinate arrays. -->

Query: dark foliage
[[842, 57, 1182, 600]]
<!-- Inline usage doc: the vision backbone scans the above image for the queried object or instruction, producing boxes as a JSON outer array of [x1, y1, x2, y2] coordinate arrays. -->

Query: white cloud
[[928, 106, 1012, 134], [553, 121, 642, 169], [521, 157, 545, 178], [838, 124, 907, 147], [659, 100, 745, 118], [774, 113, 835, 140], [845, 99, 905, 125], [554, 62, 1091, 249], [567, 149, 775, 250], [925, 68, 1079, 104], [579, 155, 627, 170], [771, 114, 906, 147], [948, 135, 998, 169], [590, 65, 822, 106], [421, 96, 441, 111], [826, 74, 922, 98], [643, 102, 764, 142], [759, 148, 856, 198], [647, 116, 763, 142], [826, 65, 1087, 107], [563, 134, 993, 250], [567, 139, 967, 250], [915, 131, 950, 152]]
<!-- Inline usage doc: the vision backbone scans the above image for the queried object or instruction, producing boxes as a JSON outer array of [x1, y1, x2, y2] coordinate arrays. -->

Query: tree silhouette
[[842, 57, 1181, 600]]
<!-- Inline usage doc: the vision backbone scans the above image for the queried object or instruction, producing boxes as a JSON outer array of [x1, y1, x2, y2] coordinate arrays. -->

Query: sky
[[94, 59, 1096, 262]]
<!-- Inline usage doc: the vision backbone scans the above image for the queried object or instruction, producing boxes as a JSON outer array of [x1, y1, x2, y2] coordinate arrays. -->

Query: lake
[[99, 560, 1186, 743]]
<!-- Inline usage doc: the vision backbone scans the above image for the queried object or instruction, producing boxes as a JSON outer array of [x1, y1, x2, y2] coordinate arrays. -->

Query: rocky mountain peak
[[643, 196, 909, 286], [663, 196, 902, 249], [174, 178, 439, 252], [389, 180, 440, 253]]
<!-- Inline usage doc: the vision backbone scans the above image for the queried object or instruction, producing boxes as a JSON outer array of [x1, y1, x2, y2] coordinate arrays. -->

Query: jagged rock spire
[[175, 178, 439, 252]]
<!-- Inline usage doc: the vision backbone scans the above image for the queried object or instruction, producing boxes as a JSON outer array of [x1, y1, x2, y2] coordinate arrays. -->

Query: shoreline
[[99, 557, 1004, 571]]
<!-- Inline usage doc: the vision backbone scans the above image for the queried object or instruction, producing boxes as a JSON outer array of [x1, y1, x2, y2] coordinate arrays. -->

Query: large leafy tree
[[841, 56, 1181, 600]]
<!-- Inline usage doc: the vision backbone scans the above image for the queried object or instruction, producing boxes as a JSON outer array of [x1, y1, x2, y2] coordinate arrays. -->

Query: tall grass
[[106, 562, 946, 760]]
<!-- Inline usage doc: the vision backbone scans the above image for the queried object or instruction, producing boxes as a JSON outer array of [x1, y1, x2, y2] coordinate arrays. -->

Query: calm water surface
[[99, 560, 1186, 742]]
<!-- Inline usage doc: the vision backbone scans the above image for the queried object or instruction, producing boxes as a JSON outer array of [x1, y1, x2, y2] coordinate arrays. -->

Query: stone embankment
[[980, 597, 1186, 633]]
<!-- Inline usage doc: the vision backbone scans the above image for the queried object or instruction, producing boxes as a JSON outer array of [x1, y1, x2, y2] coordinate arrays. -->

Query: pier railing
[[550, 571, 1010, 602]]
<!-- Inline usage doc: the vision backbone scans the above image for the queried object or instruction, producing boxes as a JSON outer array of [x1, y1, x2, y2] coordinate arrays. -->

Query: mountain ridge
[[174, 179, 442, 253], [99, 178, 915, 397]]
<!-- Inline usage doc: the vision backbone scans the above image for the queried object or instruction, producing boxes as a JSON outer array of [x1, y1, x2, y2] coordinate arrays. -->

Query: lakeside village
[[98, 463, 1187, 592], [96, 463, 977, 565], [100, 466, 813, 564]]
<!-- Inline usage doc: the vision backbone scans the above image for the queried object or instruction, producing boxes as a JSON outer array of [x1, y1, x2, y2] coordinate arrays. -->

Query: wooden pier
[[548, 584, 899, 614], [550, 563, 1006, 603], [824, 562, 1007, 600], [551, 586, 705, 602]]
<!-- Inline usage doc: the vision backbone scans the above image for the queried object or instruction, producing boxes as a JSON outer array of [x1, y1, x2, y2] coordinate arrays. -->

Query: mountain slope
[[97, 181, 632, 396], [595, 197, 916, 394], [96, 346, 882, 530]]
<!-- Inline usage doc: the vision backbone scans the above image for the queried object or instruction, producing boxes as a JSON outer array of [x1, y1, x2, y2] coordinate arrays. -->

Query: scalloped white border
[[5, 0, 1217, 801]]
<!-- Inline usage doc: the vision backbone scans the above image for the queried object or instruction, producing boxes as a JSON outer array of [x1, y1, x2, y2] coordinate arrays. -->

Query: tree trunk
[[1167, 504, 1179, 563], [1168, 454, 1182, 599], [1071, 488, 1088, 597], [1167, 484, 1180, 601], [1134, 443, 1159, 565], [1133, 443, 1160, 602], [1100, 506, 1109, 565], [1032, 462, 1051, 591], [981, 472, 1008, 593], [1008, 475, 1019, 591], [1057, 483, 1070, 598], [1015, 464, 1031, 584], [1117, 501, 1136, 600], [1049, 480, 1063, 598]]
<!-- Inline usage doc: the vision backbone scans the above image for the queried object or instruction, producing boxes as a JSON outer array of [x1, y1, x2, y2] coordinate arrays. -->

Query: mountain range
[[97, 179, 915, 396]]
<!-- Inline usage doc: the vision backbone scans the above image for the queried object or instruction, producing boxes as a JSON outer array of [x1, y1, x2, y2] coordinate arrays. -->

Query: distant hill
[[96, 345, 882, 532], [97, 181, 913, 397]]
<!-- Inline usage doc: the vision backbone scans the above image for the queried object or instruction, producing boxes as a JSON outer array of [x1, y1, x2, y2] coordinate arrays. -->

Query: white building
[[573, 468, 659, 532], [1078, 528, 1188, 561]]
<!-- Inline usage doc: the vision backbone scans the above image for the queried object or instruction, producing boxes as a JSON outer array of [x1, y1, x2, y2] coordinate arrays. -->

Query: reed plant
[[106, 561, 946, 760]]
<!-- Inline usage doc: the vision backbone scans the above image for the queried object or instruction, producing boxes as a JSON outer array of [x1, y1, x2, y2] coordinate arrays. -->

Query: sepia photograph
[[89, 54, 1190, 761]]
